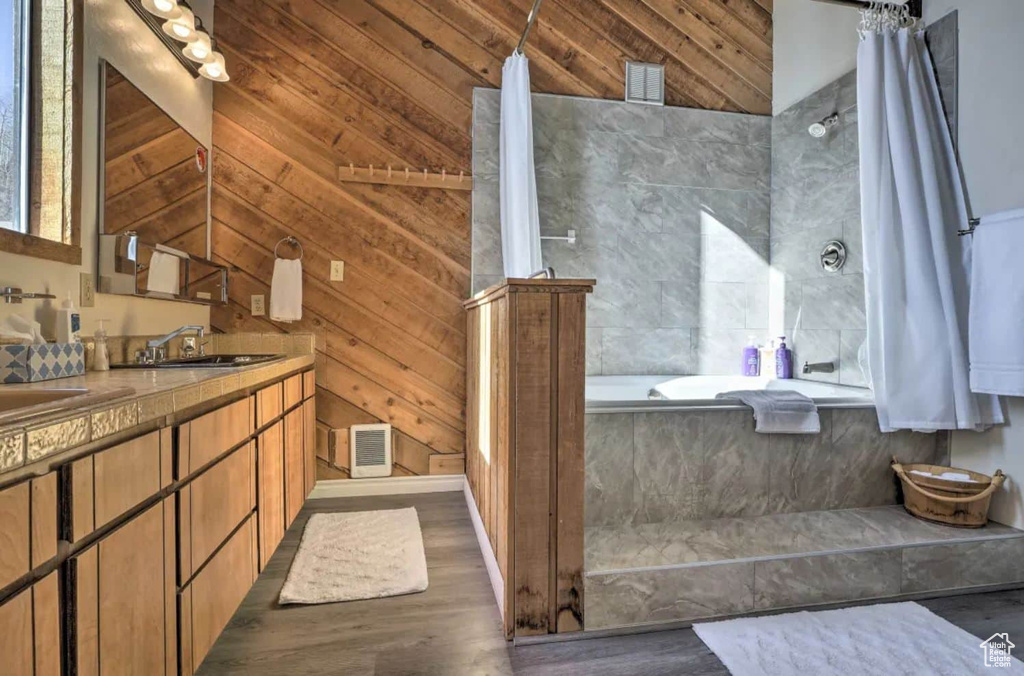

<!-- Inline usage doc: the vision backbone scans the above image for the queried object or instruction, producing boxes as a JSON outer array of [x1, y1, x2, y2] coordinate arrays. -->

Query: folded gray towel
[[716, 390, 821, 434]]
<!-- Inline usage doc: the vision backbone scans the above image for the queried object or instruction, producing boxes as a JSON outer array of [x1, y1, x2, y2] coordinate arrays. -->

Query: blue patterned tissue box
[[0, 343, 86, 383]]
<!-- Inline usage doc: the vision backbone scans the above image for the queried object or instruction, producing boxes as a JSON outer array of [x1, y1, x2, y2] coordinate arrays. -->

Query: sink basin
[[0, 388, 90, 413], [111, 354, 285, 369]]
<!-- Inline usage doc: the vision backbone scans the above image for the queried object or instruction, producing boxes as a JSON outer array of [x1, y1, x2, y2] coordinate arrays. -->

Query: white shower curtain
[[858, 28, 1002, 432], [499, 53, 543, 279]]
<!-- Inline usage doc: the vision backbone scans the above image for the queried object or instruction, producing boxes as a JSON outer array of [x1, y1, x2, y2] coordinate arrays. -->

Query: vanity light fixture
[[162, 6, 197, 42], [140, 0, 181, 20], [198, 52, 229, 82], [126, 0, 228, 81], [182, 29, 214, 63]]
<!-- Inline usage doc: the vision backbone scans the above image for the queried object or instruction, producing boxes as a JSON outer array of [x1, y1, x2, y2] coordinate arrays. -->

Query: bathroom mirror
[[99, 61, 209, 258], [97, 61, 224, 304]]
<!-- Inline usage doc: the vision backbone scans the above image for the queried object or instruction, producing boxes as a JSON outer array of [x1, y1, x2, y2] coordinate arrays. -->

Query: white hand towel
[[716, 390, 820, 434], [147, 251, 180, 295], [270, 258, 303, 322], [969, 207, 1024, 396]]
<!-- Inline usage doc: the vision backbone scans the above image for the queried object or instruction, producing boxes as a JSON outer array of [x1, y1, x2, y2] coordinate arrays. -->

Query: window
[[0, 0, 27, 234]]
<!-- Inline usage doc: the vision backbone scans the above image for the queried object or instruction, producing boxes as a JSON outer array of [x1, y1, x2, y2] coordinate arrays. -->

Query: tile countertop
[[0, 353, 315, 478]]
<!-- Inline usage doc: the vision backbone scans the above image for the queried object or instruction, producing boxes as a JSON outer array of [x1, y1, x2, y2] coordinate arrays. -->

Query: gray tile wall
[[585, 409, 949, 528], [472, 90, 772, 376], [769, 13, 958, 386]]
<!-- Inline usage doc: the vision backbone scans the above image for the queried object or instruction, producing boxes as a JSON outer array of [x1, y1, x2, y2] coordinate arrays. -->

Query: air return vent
[[625, 62, 665, 105], [350, 424, 393, 478]]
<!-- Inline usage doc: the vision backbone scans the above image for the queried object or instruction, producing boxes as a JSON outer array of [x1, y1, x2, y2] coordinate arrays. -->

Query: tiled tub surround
[[472, 89, 772, 375], [585, 408, 947, 528]]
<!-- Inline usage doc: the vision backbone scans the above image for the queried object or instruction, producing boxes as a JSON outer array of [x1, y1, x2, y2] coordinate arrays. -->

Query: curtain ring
[[274, 236, 304, 260]]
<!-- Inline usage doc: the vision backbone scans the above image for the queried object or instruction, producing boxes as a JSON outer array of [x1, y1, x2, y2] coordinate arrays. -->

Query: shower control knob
[[820, 240, 847, 273]]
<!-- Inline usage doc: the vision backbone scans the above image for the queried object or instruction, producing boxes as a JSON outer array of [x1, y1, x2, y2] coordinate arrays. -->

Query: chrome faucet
[[137, 325, 206, 363], [802, 361, 835, 374]]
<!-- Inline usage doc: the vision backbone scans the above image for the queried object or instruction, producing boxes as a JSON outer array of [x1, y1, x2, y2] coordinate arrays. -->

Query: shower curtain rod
[[515, 0, 545, 55], [810, 0, 921, 18]]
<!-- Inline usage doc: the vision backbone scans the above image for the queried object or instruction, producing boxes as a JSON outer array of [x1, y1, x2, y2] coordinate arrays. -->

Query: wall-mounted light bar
[[125, 0, 229, 81]]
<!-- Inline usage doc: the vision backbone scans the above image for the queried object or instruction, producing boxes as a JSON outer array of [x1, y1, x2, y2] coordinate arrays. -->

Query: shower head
[[808, 113, 840, 138]]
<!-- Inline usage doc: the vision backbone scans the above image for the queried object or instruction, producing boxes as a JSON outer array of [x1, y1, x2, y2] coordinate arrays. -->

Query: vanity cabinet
[[0, 365, 314, 675]]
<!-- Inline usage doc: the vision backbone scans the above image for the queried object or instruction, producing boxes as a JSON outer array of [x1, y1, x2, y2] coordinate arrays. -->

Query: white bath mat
[[278, 507, 428, 605], [694, 601, 1023, 675]]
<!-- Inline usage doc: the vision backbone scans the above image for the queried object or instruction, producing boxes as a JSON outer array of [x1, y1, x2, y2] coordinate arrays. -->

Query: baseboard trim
[[308, 474, 464, 498], [463, 477, 505, 619]]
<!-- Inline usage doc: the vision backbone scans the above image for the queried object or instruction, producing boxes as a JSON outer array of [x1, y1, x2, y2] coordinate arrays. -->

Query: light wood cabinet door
[[178, 443, 256, 583], [178, 397, 253, 479], [283, 374, 302, 410], [179, 514, 257, 675], [283, 409, 304, 528], [256, 383, 283, 429], [302, 397, 316, 497], [0, 571, 60, 676], [73, 498, 176, 676], [258, 421, 285, 569], [0, 473, 58, 590]]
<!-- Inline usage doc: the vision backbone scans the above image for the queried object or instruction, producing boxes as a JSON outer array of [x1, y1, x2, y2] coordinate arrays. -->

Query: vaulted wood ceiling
[[210, 0, 773, 477]]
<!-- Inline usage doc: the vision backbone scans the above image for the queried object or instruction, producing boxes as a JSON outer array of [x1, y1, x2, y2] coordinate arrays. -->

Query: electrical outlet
[[79, 273, 95, 307], [330, 260, 345, 282], [251, 294, 265, 316]]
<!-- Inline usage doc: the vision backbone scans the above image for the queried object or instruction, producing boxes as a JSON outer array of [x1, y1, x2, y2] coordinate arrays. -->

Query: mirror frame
[[0, 0, 83, 265]]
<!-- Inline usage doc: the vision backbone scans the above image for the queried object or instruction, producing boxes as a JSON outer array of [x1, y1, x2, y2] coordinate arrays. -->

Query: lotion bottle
[[742, 336, 760, 376], [93, 320, 110, 371], [56, 292, 81, 343], [775, 336, 793, 379]]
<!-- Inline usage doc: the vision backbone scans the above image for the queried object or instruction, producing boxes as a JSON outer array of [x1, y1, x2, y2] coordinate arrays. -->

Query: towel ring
[[274, 236, 303, 260]]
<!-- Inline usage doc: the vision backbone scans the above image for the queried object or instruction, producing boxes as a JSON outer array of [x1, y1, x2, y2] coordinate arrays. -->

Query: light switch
[[330, 260, 345, 282], [80, 273, 95, 308], [251, 294, 265, 316]]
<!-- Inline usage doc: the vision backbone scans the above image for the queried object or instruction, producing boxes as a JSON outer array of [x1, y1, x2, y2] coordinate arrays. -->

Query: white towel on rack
[[147, 251, 180, 295], [270, 258, 303, 322], [969, 207, 1024, 395], [716, 390, 820, 434]]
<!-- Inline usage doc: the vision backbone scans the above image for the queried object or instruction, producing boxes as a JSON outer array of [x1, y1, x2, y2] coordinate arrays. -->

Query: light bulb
[[141, 0, 181, 20], [162, 7, 196, 43], [183, 30, 215, 63], [198, 51, 229, 82]]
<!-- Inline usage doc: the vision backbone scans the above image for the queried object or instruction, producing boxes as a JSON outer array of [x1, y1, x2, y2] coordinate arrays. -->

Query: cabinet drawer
[[302, 370, 315, 400], [256, 383, 283, 428], [178, 398, 253, 478], [283, 374, 302, 410], [0, 472, 58, 589], [0, 571, 60, 676], [180, 514, 257, 675], [178, 443, 256, 583], [69, 431, 165, 543], [73, 498, 176, 676]]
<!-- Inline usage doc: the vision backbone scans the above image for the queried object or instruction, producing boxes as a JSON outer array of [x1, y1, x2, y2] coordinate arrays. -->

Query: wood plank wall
[[209, 0, 773, 478]]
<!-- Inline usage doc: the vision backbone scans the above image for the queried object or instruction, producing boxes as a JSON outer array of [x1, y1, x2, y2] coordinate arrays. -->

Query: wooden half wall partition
[[464, 278, 594, 639]]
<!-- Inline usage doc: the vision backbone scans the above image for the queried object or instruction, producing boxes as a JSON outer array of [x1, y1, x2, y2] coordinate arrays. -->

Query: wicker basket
[[891, 456, 1005, 528]]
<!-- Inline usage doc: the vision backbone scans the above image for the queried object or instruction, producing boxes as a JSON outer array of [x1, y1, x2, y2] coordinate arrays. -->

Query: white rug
[[694, 602, 1023, 675], [278, 507, 428, 605]]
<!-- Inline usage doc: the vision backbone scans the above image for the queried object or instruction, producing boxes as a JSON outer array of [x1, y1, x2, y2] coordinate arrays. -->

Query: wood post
[[463, 278, 594, 638]]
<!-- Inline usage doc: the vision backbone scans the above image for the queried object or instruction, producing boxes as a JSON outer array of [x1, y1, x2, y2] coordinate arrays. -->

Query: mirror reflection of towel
[[148, 251, 180, 295], [271, 258, 303, 322]]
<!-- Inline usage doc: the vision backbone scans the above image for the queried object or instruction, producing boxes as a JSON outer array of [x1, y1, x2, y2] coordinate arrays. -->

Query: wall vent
[[625, 62, 665, 105], [349, 423, 393, 478]]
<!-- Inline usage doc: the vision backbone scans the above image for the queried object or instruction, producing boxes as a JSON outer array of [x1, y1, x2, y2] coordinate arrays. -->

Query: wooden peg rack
[[337, 164, 473, 191]]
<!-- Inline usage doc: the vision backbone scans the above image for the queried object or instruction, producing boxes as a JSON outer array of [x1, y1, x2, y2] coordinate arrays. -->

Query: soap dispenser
[[56, 292, 81, 343], [93, 320, 110, 372]]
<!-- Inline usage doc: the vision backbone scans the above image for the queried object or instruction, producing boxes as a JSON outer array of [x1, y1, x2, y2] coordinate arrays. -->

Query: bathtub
[[585, 375, 873, 412]]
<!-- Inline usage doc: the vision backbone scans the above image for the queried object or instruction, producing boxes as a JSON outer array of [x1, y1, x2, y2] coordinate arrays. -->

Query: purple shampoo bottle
[[775, 337, 793, 379], [742, 336, 760, 376]]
